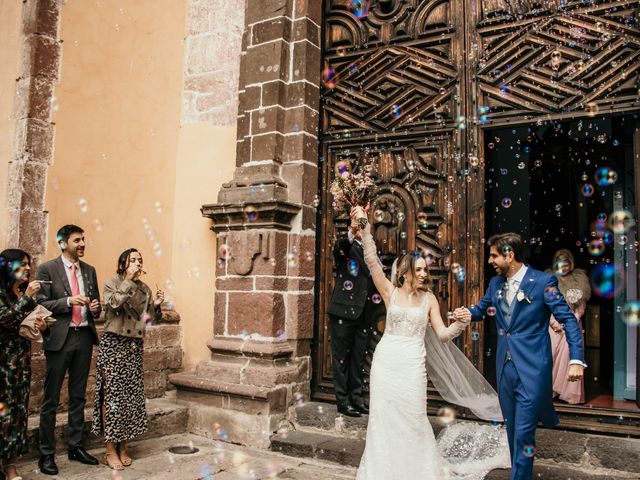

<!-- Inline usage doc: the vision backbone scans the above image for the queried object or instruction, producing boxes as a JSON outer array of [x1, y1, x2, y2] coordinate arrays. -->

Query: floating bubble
[[347, 259, 360, 276], [488, 142, 495, 149], [154, 201, 163, 213], [343, 280, 354, 291], [439, 87, 447, 95], [304, 251, 314, 262], [597, 213, 608, 223], [164, 278, 175, 290], [455, 116, 466, 130], [244, 206, 259, 222], [501, 198, 512, 208], [534, 159, 542, 168], [152, 242, 162, 257], [553, 259, 570, 276], [0, 402, 7, 419], [617, 235, 627, 246], [581, 183, 595, 197], [487, 306, 497, 316], [456, 267, 466, 283], [585, 102, 599, 117], [588, 239, 605, 256], [469, 156, 479, 167], [372, 293, 382, 304], [517, 162, 526, 170], [294, 392, 305, 406], [471, 331, 480, 341], [277, 329, 286, 341], [322, 67, 336, 88], [594, 167, 617, 186], [390, 104, 402, 119], [91, 219, 104, 232], [335, 160, 351, 176], [437, 406, 457, 425], [502, 245, 512, 255], [397, 212, 406, 222], [621, 301, 640, 327], [590, 264, 624, 299], [421, 248, 436, 266], [609, 210, 635, 234], [286, 253, 297, 268], [218, 244, 232, 261], [523, 445, 536, 458], [77, 197, 89, 213], [451, 263, 461, 274], [179, 238, 192, 250], [349, 0, 370, 18], [544, 286, 559, 301]]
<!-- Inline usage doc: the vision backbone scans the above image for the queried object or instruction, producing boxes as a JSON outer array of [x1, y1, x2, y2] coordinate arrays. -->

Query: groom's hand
[[566, 364, 584, 382], [453, 307, 472, 324]]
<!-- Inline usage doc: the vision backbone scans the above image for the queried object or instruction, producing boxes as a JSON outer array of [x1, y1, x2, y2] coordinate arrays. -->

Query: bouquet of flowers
[[330, 156, 376, 228]]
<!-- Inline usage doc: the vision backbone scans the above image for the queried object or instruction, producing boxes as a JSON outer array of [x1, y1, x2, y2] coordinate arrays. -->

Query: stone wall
[[5, 0, 62, 266], [171, 0, 323, 448], [28, 310, 183, 415], [182, 0, 245, 126]]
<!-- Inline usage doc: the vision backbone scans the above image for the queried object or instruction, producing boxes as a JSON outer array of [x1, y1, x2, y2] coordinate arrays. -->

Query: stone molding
[[202, 200, 301, 232]]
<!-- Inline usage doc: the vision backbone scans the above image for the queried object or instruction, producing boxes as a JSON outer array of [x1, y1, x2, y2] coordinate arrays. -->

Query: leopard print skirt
[[91, 332, 148, 442]]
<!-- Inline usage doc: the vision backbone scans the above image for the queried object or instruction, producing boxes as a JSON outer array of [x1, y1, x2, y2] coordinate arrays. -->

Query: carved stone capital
[[202, 200, 300, 232]]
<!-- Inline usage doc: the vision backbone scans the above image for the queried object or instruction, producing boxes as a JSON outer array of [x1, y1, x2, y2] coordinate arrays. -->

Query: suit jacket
[[469, 267, 585, 427], [36, 256, 100, 351], [327, 236, 377, 321]]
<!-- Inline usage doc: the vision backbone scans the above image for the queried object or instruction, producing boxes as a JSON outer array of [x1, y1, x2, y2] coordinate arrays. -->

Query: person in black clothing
[[327, 216, 378, 417]]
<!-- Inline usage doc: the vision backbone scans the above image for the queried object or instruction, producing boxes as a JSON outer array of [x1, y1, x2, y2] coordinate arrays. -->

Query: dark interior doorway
[[484, 114, 638, 411]]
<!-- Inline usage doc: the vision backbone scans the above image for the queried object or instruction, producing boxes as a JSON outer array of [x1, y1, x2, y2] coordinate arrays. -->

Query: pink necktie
[[70, 263, 82, 326]]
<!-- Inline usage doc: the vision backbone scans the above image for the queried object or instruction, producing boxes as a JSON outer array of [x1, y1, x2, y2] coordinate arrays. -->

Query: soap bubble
[[91, 219, 104, 232], [437, 406, 457, 425], [343, 280, 354, 291], [487, 306, 497, 316], [580, 183, 595, 197], [588, 239, 605, 256], [335, 160, 351, 176], [621, 301, 640, 327], [594, 167, 617, 186], [501, 198, 512, 208], [590, 264, 624, 299], [349, 0, 370, 18], [347, 259, 359, 276], [154, 201, 162, 213], [609, 210, 635, 234], [78, 198, 89, 213], [218, 244, 232, 261], [372, 293, 382, 304], [523, 445, 536, 458]]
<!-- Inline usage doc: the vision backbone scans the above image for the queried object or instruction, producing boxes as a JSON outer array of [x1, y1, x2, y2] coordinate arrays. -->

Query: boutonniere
[[517, 289, 532, 303]]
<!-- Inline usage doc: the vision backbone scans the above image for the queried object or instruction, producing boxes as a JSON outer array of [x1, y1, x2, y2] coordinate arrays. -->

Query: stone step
[[271, 430, 639, 480], [286, 402, 640, 477], [24, 392, 188, 458]]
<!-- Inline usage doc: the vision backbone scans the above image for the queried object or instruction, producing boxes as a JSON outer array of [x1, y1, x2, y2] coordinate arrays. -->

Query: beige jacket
[[102, 275, 161, 338]]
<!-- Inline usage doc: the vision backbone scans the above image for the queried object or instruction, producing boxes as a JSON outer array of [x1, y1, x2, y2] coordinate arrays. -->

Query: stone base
[[170, 373, 288, 448], [25, 392, 187, 458]]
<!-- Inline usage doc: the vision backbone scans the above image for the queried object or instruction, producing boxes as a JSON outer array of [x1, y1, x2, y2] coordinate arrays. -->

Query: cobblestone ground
[[15, 434, 357, 480]]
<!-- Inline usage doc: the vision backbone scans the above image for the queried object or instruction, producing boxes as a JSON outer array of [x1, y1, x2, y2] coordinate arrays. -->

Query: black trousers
[[39, 328, 94, 455], [329, 314, 370, 407]]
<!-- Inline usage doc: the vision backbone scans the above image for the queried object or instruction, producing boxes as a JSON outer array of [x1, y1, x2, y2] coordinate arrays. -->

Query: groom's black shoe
[[337, 404, 361, 417], [354, 403, 369, 415], [68, 446, 99, 465], [38, 454, 58, 475]]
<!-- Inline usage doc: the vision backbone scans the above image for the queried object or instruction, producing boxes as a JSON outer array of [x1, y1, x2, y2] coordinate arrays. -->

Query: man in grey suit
[[36, 224, 102, 475]]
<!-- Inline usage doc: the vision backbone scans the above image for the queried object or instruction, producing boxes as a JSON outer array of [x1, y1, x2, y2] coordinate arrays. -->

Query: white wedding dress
[[356, 288, 511, 480]]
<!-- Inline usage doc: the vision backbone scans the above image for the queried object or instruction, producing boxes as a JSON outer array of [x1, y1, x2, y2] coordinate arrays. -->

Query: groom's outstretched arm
[[544, 274, 585, 366], [466, 277, 496, 321]]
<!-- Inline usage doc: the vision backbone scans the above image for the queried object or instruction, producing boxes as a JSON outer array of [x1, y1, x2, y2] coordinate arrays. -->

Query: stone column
[[5, 0, 62, 264], [170, 0, 322, 447]]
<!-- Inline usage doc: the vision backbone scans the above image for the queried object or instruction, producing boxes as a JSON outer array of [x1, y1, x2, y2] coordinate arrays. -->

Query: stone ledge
[[271, 429, 639, 479], [202, 200, 301, 232], [24, 393, 187, 459], [208, 337, 294, 358]]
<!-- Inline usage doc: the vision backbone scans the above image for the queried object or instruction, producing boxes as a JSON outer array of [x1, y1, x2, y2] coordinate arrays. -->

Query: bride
[[351, 206, 510, 479]]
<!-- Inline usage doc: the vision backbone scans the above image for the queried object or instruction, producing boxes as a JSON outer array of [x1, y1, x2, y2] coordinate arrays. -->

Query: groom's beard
[[492, 265, 508, 276]]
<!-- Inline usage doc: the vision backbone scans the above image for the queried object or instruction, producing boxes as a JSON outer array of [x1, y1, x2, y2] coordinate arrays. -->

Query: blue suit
[[469, 267, 584, 480]]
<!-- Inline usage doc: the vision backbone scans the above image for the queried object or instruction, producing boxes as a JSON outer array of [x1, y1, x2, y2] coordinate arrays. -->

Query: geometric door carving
[[313, 0, 640, 399]]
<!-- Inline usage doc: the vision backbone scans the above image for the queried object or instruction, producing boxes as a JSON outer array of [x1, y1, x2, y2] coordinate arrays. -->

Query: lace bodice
[[385, 289, 429, 338]]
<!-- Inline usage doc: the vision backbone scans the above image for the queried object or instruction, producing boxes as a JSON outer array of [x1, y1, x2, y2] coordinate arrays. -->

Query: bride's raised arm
[[426, 292, 468, 342], [352, 207, 394, 305]]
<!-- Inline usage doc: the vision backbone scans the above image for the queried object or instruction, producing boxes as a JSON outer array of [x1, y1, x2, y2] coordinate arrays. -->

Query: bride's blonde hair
[[394, 252, 431, 293]]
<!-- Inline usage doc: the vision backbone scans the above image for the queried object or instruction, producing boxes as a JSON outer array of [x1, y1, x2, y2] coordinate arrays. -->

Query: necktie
[[70, 263, 82, 326], [506, 279, 518, 305]]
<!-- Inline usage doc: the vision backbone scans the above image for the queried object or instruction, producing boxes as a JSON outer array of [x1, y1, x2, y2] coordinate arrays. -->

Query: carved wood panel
[[470, 0, 640, 126], [314, 0, 468, 398]]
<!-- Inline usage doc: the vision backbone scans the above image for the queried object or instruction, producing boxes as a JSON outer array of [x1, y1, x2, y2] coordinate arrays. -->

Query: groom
[[455, 233, 585, 480]]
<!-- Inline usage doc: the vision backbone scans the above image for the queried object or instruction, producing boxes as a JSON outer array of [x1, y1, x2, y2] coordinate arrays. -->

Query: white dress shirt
[[62, 256, 88, 327]]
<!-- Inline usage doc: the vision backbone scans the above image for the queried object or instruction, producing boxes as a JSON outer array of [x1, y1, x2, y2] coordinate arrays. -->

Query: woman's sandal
[[102, 452, 124, 471], [119, 452, 132, 467]]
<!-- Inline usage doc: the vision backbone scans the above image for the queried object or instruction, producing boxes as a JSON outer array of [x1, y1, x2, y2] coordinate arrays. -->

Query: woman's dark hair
[[117, 248, 140, 275], [0, 249, 31, 296]]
